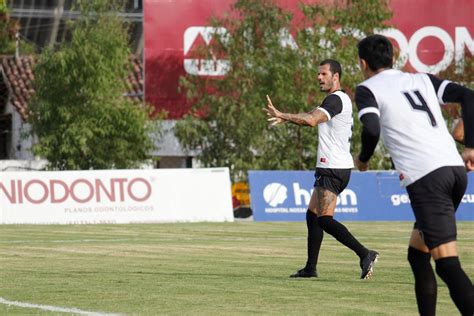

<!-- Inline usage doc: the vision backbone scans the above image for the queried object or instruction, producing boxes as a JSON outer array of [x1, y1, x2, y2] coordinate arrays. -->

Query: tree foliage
[[176, 0, 392, 180], [29, 0, 156, 170], [0, 2, 35, 55], [0, 4, 19, 54], [438, 54, 474, 153]]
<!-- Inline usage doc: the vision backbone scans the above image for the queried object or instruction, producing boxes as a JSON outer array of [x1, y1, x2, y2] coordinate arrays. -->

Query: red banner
[[144, 0, 473, 118]]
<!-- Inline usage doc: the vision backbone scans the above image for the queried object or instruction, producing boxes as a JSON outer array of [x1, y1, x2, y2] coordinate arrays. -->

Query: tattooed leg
[[315, 187, 337, 217]]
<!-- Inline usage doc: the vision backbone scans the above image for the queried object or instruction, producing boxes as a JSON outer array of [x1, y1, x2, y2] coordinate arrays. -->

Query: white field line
[[0, 236, 473, 245], [0, 238, 135, 244], [0, 297, 122, 315]]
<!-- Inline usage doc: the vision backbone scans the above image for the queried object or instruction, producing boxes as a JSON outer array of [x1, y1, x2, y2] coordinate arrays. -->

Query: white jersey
[[316, 90, 354, 169], [357, 69, 463, 186]]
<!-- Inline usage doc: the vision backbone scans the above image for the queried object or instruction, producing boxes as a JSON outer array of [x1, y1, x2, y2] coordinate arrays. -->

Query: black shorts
[[407, 166, 467, 249], [314, 168, 351, 195]]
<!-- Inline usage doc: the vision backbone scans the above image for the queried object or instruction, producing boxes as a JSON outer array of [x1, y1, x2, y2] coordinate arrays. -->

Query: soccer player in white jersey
[[355, 34, 473, 315], [264, 59, 379, 279]]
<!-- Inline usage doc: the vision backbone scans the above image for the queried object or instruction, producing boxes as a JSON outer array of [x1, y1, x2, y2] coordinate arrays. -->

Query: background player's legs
[[290, 190, 323, 278], [313, 187, 378, 279], [314, 187, 368, 259], [304, 208, 323, 274], [408, 229, 437, 316]]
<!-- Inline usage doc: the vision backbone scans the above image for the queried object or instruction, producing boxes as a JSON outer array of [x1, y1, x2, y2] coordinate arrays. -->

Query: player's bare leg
[[312, 187, 336, 216], [430, 241, 457, 259]]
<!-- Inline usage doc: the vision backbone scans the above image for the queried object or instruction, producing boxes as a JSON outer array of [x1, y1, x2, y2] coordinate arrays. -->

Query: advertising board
[[248, 170, 474, 221], [0, 168, 234, 224], [144, 0, 473, 117]]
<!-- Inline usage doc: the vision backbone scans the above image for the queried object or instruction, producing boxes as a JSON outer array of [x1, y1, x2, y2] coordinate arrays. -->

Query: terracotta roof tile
[[0, 55, 144, 121]]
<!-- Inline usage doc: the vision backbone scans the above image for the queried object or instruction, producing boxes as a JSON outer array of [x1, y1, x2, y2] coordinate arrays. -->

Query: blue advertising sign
[[248, 171, 474, 221]]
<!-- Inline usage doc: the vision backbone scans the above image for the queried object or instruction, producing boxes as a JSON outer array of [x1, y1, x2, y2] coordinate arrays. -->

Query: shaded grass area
[[0, 222, 472, 315]]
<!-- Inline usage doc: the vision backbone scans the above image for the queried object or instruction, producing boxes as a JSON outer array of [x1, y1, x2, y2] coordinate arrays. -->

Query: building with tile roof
[[6, 0, 143, 55], [0, 54, 195, 169], [0, 54, 145, 161], [0, 0, 197, 169]]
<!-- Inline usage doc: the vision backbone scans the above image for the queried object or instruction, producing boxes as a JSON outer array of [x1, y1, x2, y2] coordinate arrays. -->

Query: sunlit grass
[[0, 222, 472, 315]]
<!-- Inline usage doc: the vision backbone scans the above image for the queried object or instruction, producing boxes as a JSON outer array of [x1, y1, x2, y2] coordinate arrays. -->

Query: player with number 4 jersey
[[356, 69, 464, 186], [355, 34, 474, 316]]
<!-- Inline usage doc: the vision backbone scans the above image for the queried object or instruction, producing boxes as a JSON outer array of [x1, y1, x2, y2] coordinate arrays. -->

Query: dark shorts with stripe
[[314, 167, 352, 195], [407, 166, 467, 249]]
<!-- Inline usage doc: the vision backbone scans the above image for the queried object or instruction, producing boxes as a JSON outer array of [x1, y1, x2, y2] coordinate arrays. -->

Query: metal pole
[[15, 32, 19, 59], [48, 0, 65, 48]]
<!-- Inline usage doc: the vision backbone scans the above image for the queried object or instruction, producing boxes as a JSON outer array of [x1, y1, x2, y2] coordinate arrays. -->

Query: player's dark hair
[[320, 59, 342, 79], [357, 35, 393, 71]]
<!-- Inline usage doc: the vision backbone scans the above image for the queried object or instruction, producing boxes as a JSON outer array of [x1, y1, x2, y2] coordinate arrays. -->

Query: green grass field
[[0, 221, 472, 315]]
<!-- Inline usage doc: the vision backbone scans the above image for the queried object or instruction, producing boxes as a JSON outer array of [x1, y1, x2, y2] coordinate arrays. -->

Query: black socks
[[407, 247, 474, 316], [407, 247, 437, 316], [317, 215, 369, 259], [305, 210, 323, 271], [304, 212, 370, 272], [435, 256, 474, 315]]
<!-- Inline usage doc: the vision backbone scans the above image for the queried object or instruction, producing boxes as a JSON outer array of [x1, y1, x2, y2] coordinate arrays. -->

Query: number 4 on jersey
[[402, 90, 437, 127]]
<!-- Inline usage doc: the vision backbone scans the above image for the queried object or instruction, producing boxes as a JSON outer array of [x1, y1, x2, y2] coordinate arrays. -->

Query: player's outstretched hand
[[462, 147, 474, 171], [263, 95, 285, 127], [355, 155, 369, 171]]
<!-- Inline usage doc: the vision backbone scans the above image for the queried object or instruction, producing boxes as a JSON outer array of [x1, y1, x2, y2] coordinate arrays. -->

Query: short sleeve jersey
[[316, 90, 354, 169], [356, 69, 463, 186]]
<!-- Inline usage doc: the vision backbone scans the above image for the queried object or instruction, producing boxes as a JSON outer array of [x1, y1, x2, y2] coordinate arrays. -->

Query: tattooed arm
[[264, 95, 328, 127]]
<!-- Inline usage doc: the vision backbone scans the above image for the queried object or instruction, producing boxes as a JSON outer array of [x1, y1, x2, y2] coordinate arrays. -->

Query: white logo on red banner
[[183, 27, 230, 76]]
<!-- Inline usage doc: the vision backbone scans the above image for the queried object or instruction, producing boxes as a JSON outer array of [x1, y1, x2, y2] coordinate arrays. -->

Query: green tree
[[0, 3, 18, 54], [0, 1, 35, 55], [29, 0, 156, 170], [438, 54, 474, 153], [175, 0, 392, 180]]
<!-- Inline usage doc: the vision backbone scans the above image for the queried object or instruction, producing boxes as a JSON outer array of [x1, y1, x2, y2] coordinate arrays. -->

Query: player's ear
[[359, 58, 368, 71]]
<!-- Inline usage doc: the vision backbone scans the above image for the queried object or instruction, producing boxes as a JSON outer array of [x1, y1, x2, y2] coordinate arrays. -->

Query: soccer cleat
[[290, 267, 318, 278], [360, 250, 379, 279]]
